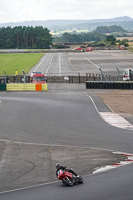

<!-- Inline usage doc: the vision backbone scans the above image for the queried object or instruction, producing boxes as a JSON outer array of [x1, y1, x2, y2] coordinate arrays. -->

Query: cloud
[[0, 0, 133, 23]]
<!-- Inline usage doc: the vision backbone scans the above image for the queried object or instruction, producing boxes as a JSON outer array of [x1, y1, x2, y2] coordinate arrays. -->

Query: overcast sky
[[0, 0, 133, 23]]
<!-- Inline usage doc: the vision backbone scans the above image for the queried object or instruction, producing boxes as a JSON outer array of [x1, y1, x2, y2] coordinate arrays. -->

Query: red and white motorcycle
[[57, 169, 83, 186]]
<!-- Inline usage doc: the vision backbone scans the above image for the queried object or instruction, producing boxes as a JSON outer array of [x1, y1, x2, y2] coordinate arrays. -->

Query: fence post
[[69, 75, 71, 83], [116, 68, 120, 81], [4, 71, 6, 83], [86, 73, 88, 82], [78, 73, 80, 83], [99, 68, 103, 81]]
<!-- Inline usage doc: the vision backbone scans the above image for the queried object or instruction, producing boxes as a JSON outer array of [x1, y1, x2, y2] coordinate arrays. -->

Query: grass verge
[[0, 53, 44, 75]]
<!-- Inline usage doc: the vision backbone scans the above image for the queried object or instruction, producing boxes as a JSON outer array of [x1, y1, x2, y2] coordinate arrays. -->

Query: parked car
[[30, 73, 46, 84], [30, 72, 42, 77]]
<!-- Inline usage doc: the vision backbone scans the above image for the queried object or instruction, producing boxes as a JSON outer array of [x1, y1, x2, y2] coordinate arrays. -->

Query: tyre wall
[[86, 81, 133, 89]]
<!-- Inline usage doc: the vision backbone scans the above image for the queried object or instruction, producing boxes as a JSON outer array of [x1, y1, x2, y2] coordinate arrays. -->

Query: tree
[[94, 25, 127, 33], [119, 39, 129, 47], [0, 26, 53, 49], [53, 32, 106, 43], [106, 35, 116, 45]]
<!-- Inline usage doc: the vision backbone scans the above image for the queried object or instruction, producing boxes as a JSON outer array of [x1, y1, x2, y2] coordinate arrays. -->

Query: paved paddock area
[[67, 50, 133, 76]]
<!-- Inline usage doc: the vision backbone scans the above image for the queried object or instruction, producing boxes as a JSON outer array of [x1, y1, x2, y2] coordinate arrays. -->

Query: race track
[[28, 50, 133, 76], [0, 50, 133, 199]]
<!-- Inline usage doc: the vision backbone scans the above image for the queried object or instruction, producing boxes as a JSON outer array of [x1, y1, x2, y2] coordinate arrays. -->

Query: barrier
[[6, 83, 48, 91], [0, 84, 6, 91], [42, 84, 48, 91], [86, 81, 133, 89], [7, 84, 36, 91]]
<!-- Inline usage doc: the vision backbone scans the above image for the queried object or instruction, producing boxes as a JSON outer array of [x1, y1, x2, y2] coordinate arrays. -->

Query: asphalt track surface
[[1, 50, 133, 199], [0, 84, 133, 200], [28, 50, 133, 76], [0, 89, 133, 153]]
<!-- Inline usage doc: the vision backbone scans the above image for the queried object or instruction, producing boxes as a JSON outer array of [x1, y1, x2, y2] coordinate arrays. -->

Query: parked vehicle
[[30, 73, 46, 84], [86, 47, 93, 52], [57, 169, 83, 186], [74, 47, 83, 51], [118, 45, 125, 50], [123, 68, 133, 81], [30, 72, 42, 77]]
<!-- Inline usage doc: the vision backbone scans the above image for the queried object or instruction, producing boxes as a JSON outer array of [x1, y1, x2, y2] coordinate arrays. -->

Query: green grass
[[0, 53, 44, 75]]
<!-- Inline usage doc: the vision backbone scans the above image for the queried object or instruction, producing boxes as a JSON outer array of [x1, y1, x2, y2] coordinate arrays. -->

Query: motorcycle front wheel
[[62, 177, 73, 186]]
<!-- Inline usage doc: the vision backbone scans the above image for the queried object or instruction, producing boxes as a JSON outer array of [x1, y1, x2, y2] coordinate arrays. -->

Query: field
[[0, 53, 44, 75], [128, 42, 133, 47], [116, 37, 133, 41]]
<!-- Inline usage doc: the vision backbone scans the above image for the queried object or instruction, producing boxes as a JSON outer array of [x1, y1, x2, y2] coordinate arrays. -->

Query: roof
[[33, 74, 44, 77]]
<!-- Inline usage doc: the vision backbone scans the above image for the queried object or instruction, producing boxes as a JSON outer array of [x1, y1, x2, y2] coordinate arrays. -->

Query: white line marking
[[34, 54, 48, 71], [0, 138, 132, 193], [59, 53, 61, 76], [45, 54, 54, 75], [0, 95, 132, 193], [1, 150, 133, 194], [85, 57, 100, 69], [0, 180, 59, 194], [87, 95, 100, 114], [87, 96, 133, 131]]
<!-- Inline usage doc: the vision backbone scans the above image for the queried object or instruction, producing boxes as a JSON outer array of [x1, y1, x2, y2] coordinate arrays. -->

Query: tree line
[[54, 32, 129, 48], [0, 26, 53, 49], [94, 25, 127, 34], [53, 32, 106, 43], [0, 25, 129, 49]]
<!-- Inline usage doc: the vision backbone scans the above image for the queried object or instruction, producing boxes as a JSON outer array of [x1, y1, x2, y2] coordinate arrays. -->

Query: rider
[[56, 163, 80, 178]]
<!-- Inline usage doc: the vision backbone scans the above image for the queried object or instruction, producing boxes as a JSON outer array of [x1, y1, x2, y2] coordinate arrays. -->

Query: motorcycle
[[57, 169, 83, 186]]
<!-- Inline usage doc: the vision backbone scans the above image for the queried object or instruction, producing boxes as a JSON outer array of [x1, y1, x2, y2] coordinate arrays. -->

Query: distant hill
[[0, 16, 133, 32]]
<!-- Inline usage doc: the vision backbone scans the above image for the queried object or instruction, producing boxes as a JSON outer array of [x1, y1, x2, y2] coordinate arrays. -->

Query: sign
[[64, 77, 69, 80]]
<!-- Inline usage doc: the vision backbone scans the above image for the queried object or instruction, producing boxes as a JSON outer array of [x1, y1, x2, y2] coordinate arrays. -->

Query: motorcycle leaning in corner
[[57, 169, 83, 186]]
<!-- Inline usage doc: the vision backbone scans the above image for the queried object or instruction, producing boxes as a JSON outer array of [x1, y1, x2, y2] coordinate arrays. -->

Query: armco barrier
[[86, 81, 133, 89], [6, 83, 48, 91], [0, 84, 6, 91]]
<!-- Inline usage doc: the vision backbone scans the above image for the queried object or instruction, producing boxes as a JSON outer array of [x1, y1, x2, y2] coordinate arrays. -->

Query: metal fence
[[0, 73, 122, 84]]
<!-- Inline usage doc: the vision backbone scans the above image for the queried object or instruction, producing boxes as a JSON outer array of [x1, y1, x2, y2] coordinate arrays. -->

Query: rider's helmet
[[56, 163, 60, 169]]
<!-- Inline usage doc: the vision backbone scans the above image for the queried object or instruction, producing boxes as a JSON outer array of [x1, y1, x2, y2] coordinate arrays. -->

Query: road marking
[[59, 53, 61, 76], [34, 53, 48, 71], [100, 112, 133, 130], [87, 96, 133, 131], [1, 150, 132, 194], [85, 57, 100, 69], [45, 54, 54, 75], [87, 95, 100, 114], [0, 180, 59, 194], [0, 137, 132, 193]]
